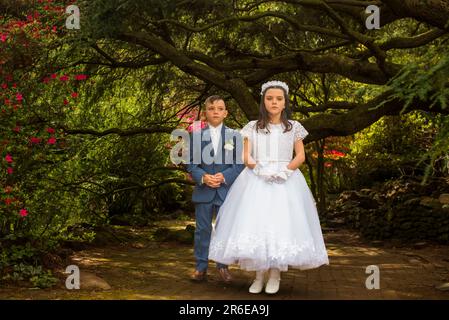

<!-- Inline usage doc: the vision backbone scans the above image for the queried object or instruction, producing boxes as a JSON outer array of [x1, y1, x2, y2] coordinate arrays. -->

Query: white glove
[[252, 163, 262, 176], [253, 163, 277, 183], [272, 165, 294, 184]]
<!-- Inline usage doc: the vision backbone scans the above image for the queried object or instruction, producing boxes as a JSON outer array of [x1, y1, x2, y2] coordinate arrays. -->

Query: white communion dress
[[209, 120, 329, 271]]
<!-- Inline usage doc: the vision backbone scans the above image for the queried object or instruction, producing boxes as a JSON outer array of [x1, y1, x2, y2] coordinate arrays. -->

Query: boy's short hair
[[204, 95, 225, 107]]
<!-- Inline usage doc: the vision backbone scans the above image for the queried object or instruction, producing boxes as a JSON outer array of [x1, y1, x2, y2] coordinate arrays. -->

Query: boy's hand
[[213, 173, 225, 184], [203, 174, 222, 188]]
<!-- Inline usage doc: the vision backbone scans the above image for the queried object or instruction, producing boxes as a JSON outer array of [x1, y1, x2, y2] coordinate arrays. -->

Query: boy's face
[[204, 99, 227, 127]]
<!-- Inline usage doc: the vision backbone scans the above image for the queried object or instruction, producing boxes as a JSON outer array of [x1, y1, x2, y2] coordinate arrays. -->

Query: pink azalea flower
[[1, 83, 7, 89], [74, 74, 88, 81], [16, 93, 23, 102], [71, 92, 78, 98], [30, 137, 42, 144], [187, 121, 207, 133], [15, 21, 26, 28], [47, 137, 56, 145], [63, 99, 69, 105], [47, 127, 55, 134], [5, 198, 12, 206], [59, 75, 69, 82], [42, 77, 50, 83], [19, 209, 28, 217], [0, 34, 7, 42], [7, 167, 13, 174], [13, 126, 21, 133], [5, 154, 13, 163], [50, 73, 57, 79]]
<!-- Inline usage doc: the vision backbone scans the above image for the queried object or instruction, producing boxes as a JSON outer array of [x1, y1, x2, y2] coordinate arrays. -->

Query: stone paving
[[1, 226, 449, 300]]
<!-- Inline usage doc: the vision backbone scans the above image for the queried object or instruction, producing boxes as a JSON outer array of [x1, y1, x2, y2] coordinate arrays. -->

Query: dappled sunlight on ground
[[0, 220, 448, 300]]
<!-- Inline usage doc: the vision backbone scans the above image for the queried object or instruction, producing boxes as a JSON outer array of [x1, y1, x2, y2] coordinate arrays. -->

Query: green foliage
[[386, 55, 449, 113], [345, 111, 443, 187], [379, 43, 449, 183], [0, 241, 58, 288], [30, 270, 59, 289], [417, 116, 449, 183]]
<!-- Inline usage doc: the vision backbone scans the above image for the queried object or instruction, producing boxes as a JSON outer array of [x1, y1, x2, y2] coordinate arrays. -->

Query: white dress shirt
[[201, 122, 225, 185], [208, 122, 223, 155]]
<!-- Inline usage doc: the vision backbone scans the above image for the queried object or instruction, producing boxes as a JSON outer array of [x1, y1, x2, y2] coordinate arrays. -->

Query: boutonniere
[[224, 139, 234, 150]]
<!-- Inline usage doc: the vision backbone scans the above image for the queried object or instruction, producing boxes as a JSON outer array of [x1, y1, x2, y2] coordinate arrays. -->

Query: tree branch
[[382, 0, 449, 31], [62, 125, 176, 137], [156, 11, 350, 40], [301, 91, 449, 142]]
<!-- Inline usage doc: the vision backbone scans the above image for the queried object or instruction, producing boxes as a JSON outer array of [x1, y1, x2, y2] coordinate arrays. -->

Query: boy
[[186, 95, 244, 282]]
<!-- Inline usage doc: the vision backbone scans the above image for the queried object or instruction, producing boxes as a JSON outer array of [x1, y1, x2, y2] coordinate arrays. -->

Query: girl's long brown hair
[[256, 85, 292, 134]]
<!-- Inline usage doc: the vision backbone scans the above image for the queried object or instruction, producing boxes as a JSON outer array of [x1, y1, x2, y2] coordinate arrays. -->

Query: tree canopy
[[66, 0, 449, 141]]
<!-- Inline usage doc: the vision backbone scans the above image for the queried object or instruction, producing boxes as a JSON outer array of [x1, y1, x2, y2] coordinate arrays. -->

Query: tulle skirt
[[209, 165, 329, 271]]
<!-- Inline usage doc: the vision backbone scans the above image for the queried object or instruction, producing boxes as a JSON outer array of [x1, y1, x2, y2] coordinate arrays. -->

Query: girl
[[209, 80, 329, 294]]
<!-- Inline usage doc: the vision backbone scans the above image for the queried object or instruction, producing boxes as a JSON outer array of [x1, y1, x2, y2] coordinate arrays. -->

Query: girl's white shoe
[[264, 277, 280, 294], [265, 268, 281, 294], [249, 271, 266, 294], [249, 278, 265, 294]]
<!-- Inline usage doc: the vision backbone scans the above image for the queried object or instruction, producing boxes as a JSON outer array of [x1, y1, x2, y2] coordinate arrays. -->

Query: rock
[[419, 197, 442, 209], [357, 196, 379, 210], [403, 198, 421, 206], [341, 201, 359, 211], [359, 188, 372, 194], [340, 191, 361, 202], [435, 283, 449, 291], [413, 242, 427, 249], [439, 194, 449, 205], [80, 272, 111, 290]]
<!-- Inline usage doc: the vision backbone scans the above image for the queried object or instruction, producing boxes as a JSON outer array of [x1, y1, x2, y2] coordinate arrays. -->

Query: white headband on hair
[[260, 80, 289, 95]]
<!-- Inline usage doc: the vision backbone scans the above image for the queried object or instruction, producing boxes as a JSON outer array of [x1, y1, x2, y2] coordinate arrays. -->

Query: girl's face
[[264, 88, 285, 118]]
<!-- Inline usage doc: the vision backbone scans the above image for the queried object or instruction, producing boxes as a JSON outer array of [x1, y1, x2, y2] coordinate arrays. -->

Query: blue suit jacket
[[185, 124, 245, 204]]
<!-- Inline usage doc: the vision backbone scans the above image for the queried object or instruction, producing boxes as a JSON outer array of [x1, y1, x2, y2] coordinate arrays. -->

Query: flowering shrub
[[0, 1, 89, 236]]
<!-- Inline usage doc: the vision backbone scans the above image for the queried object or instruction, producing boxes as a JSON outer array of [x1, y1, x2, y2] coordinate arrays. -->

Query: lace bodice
[[240, 120, 308, 162]]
